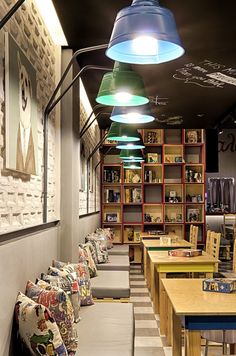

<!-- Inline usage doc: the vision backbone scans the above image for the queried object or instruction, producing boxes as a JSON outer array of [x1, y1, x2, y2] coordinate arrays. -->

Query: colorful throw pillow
[[15, 292, 68, 356], [40, 273, 80, 323], [92, 240, 109, 264], [79, 244, 97, 278], [52, 261, 94, 306], [25, 281, 78, 355]]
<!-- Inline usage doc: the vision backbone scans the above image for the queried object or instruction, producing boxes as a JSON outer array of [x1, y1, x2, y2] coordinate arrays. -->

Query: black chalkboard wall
[[206, 129, 219, 173]]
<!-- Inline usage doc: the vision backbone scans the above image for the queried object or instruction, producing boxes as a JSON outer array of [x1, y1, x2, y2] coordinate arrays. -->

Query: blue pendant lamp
[[106, 0, 184, 65], [111, 104, 155, 124], [96, 62, 149, 106]]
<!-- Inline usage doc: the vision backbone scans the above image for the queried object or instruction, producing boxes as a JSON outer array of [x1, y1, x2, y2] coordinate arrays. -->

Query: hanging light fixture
[[106, 122, 141, 142], [120, 149, 144, 161], [96, 62, 149, 106], [116, 134, 145, 149], [106, 0, 184, 65], [124, 161, 142, 169], [111, 104, 155, 124]]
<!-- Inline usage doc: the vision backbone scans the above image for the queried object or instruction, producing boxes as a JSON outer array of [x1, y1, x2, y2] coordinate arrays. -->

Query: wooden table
[[143, 239, 193, 283], [148, 250, 219, 335], [162, 279, 236, 356]]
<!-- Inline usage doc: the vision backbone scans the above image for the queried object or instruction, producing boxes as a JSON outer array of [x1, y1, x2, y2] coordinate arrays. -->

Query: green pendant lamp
[[120, 149, 144, 161], [124, 161, 142, 169], [96, 62, 149, 106], [116, 136, 145, 149], [106, 122, 140, 142]]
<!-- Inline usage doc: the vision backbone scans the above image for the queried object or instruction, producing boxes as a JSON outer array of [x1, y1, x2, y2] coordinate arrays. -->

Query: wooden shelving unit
[[101, 129, 206, 257]]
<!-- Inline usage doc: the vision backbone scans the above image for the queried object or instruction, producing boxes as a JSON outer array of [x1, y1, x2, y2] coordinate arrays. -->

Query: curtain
[[208, 178, 235, 213]]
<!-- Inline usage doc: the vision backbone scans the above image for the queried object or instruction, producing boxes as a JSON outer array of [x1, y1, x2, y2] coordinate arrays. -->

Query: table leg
[[230, 344, 236, 354], [143, 246, 147, 279], [173, 310, 182, 356], [185, 330, 201, 356], [153, 267, 160, 314], [167, 296, 173, 346], [159, 272, 167, 335], [146, 252, 151, 290]]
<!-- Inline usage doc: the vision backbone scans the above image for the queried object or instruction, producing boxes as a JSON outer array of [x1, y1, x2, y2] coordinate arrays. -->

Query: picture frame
[[147, 153, 159, 163], [175, 156, 183, 163], [104, 212, 120, 223], [187, 208, 201, 222], [5, 33, 38, 175]]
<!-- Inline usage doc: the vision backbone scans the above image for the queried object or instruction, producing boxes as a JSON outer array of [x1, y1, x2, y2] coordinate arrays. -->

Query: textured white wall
[[0, 0, 60, 233]]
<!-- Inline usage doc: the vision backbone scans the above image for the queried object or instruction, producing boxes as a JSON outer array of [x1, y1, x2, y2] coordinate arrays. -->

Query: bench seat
[[96, 255, 130, 271], [76, 303, 134, 356], [108, 245, 129, 255], [91, 270, 130, 299]]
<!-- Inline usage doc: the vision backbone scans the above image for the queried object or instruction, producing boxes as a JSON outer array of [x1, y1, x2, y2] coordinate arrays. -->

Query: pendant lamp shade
[[120, 149, 144, 160], [111, 104, 155, 124], [106, 122, 140, 142], [124, 162, 142, 169], [96, 62, 149, 106], [106, 0, 184, 65], [116, 134, 145, 149], [123, 158, 144, 163]]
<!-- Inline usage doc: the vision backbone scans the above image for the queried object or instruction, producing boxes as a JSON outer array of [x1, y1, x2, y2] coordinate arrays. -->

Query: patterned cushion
[[25, 281, 78, 355], [15, 292, 68, 356], [50, 263, 94, 307], [79, 244, 97, 278], [40, 273, 80, 323]]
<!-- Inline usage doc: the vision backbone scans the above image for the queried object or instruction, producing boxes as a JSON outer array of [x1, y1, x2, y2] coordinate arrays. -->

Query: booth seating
[[108, 244, 129, 255], [91, 270, 130, 301], [76, 303, 134, 356], [96, 255, 130, 271]]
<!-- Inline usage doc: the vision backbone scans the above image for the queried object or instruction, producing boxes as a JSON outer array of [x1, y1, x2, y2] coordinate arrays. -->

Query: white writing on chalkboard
[[173, 59, 236, 89]]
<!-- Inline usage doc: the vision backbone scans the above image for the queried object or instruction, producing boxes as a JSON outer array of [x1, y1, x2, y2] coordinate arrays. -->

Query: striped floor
[[130, 265, 228, 356]]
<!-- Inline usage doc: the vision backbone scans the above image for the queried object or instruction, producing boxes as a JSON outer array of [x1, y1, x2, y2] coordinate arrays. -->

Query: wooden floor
[[130, 264, 230, 356]]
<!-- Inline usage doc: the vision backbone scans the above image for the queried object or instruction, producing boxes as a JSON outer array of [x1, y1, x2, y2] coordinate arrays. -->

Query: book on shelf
[[104, 189, 121, 203], [125, 188, 142, 203], [103, 169, 120, 183]]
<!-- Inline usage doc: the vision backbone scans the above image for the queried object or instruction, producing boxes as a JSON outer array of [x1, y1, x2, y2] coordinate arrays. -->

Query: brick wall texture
[[0, 0, 59, 232]]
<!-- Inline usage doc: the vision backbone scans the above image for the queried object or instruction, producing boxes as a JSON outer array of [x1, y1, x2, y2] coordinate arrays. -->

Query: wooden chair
[[206, 230, 221, 260], [221, 238, 236, 278], [189, 224, 198, 249]]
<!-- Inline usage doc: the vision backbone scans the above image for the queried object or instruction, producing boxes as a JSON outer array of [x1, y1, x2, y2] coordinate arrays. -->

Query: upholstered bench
[[90, 270, 130, 300], [108, 244, 129, 255], [77, 303, 134, 356], [96, 255, 130, 271]]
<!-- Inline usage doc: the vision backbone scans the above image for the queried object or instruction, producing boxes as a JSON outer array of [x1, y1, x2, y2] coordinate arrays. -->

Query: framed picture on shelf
[[185, 130, 198, 143], [134, 231, 141, 242], [104, 212, 120, 223], [147, 153, 159, 163], [187, 208, 201, 222]]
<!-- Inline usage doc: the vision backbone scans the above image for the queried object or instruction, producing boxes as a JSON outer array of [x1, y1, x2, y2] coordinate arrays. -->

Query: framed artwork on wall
[[5, 33, 38, 175]]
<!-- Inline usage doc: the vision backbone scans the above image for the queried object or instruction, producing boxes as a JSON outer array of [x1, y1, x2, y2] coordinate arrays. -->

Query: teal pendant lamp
[[116, 133, 145, 149], [124, 162, 142, 169], [111, 104, 155, 124], [106, 122, 140, 142], [96, 62, 149, 106], [106, 0, 184, 65], [120, 149, 144, 161]]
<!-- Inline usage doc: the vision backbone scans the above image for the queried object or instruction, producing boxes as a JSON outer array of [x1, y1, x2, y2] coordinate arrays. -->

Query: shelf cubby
[[185, 184, 204, 203], [124, 185, 142, 204], [143, 204, 163, 223], [144, 184, 162, 203], [164, 145, 183, 164], [165, 224, 184, 238], [185, 164, 204, 183], [184, 129, 204, 144], [124, 168, 142, 184], [103, 224, 122, 244], [165, 204, 184, 223], [184, 146, 203, 164], [164, 129, 182, 144], [123, 224, 142, 244], [143, 129, 163, 145], [164, 184, 183, 203], [123, 205, 142, 224], [143, 164, 162, 183], [103, 164, 121, 184], [103, 205, 122, 223], [103, 185, 121, 204], [164, 165, 182, 184], [186, 204, 204, 223]]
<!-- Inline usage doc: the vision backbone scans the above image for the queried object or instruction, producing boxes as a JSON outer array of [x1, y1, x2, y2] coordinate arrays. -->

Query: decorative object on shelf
[[104, 212, 120, 223], [185, 130, 198, 143], [111, 104, 155, 124], [144, 212, 162, 223], [96, 62, 149, 106], [106, 0, 185, 65], [125, 187, 142, 203], [103, 168, 121, 183], [203, 278, 236, 293], [185, 168, 202, 183], [104, 189, 121, 203], [168, 249, 202, 257], [175, 156, 183, 163], [125, 169, 142, 183], [165, 154, 183, 163], [147, 153, 161, 163], [187, 208, 201, 222], [127, 227, 134, 241], [134, 231, 141, 242]]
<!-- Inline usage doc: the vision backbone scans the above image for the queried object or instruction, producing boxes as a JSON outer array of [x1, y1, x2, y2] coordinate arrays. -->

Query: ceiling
[[53, 0, 236, 129]]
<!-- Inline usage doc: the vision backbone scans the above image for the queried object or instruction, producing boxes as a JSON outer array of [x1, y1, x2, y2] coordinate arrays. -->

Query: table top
[[148, 250, 219, 265], [162, 278, 236, 315], [142, 239, 193, 249], [140, 232, 178, 239]]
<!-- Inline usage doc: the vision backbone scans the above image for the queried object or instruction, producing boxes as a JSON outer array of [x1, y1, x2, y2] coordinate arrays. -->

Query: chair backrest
[[189, 225, 198, 249], [233, 239, 236, 274], [206, 231, 221, 259]]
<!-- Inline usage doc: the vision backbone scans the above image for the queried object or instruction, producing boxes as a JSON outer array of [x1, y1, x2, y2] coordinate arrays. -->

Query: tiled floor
[[130, 264, 229, 356]]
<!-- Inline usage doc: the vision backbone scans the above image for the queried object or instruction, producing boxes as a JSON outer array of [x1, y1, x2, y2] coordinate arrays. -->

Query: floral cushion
[[52, 261, 94, 306], [79, 244, 97, 278], [15, 292, 68, 355], [40, 273, 80, 323], [96, 228, 114, 249], [25, 280, 78, 355]]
